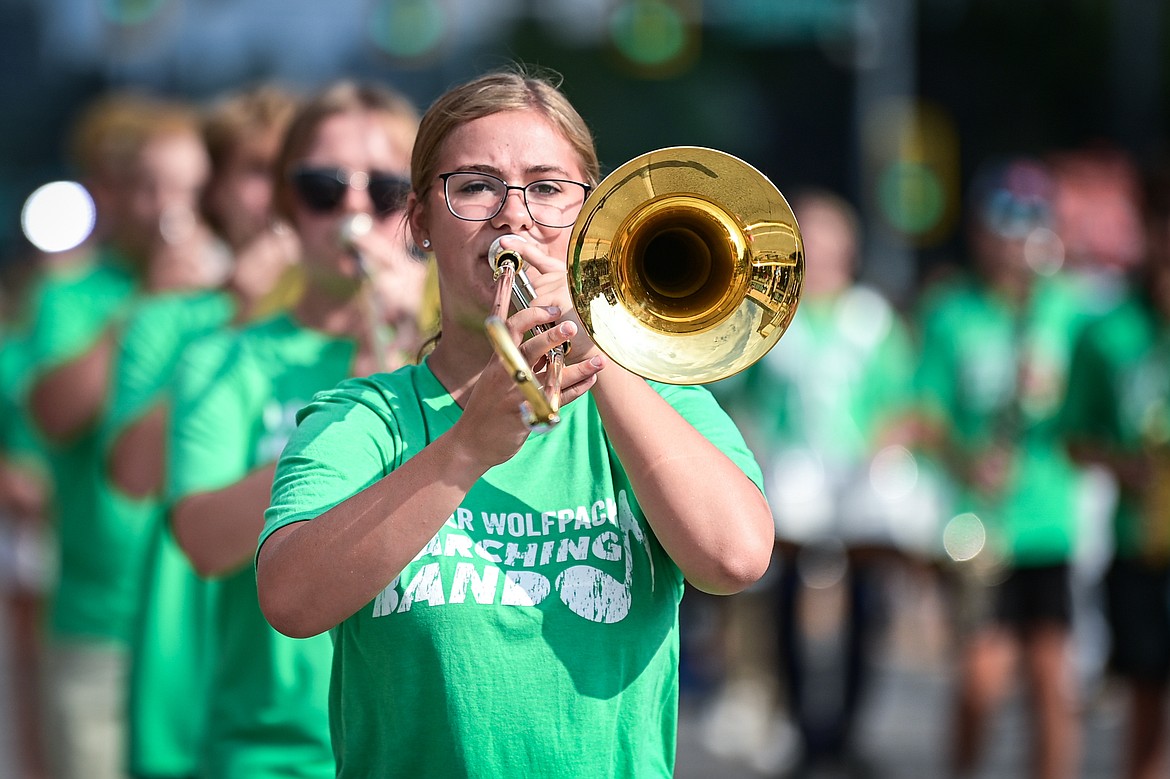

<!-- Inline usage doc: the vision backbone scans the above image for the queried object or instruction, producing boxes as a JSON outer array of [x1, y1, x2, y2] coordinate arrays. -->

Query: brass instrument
[[486, 146, 804, 429], [485, 237, 565, 429], [342, 213, 391, 373]]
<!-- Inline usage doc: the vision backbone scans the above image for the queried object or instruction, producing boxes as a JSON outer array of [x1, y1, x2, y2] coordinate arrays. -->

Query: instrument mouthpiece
[[488, 235, 525, 272], [340, 213, 373, 248]]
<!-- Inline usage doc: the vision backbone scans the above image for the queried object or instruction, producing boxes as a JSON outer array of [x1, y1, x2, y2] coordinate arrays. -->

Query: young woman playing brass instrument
[[168, 80, 426, 779], [256, 67, 775, 778]]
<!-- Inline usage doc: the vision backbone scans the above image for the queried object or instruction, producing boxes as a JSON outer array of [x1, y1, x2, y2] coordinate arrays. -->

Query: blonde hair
[[408, 67, 600, 204], [202, 83, 300, 176], [201, 83, 300, 238], [272, 80, 420, 223], [67, 90, 201, 183]]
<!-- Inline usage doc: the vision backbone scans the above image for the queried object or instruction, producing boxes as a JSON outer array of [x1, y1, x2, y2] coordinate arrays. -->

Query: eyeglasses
[[290, 165, 411, 218], [438, 171, 592, 229]]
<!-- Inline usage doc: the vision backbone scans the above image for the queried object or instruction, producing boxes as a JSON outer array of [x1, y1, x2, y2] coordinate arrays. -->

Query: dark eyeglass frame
[[437, 171, 593, 228], [289, 165, 411, 218]]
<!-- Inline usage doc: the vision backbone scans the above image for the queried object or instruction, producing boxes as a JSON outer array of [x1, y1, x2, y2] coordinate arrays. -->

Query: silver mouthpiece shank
[[341, 213, 374, 277], [341, 213, 373, 248], [489, 235, 524, 273]]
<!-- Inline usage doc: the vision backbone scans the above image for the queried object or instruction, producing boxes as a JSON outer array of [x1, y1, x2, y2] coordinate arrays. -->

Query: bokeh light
[[609, 0, 697, 77], [878, 160, 945, 236], [1023, 226, 1065, 276], [21, 181, 96, 254], [100, 0, 170, 26], [942, 512, 986, 563], [367, 0, 448, 63], [868, 445, 919, 502]]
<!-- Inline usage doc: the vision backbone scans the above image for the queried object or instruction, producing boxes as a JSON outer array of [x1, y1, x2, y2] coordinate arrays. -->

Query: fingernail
[[590, 356, 603, 368], [560, 322, 575, 336], [544, 305, 561, 316]]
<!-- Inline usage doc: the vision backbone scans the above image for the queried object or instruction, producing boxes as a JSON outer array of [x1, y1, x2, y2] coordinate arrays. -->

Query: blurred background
[[3, 0, 1165, 298], [2, 1, 1169, 778]]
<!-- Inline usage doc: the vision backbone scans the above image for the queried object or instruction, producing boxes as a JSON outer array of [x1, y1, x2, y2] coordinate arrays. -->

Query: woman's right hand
[[454, 304, 603, 468]]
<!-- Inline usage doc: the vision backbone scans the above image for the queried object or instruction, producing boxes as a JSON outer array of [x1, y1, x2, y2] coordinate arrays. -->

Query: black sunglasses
[[289, 165, 411, 218]]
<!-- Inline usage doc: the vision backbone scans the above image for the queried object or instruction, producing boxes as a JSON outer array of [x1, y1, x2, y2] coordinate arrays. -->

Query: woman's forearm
[[29, 332, 116, 443], [590, 367, 774, 595], [257, 429, 490, 638], [108, 405, 167, 499], [172, 463, 278, 578]]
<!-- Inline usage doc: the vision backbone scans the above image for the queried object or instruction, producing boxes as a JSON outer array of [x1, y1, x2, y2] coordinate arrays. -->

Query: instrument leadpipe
[[341, 213, 390, 373], [484, 236, 563, 430]]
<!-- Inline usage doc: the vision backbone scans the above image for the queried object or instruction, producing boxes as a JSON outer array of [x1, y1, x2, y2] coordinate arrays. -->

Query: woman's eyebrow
[[450, 163, 574, 179], [527, 164, 573, 177], [451, 163, 504, 176]]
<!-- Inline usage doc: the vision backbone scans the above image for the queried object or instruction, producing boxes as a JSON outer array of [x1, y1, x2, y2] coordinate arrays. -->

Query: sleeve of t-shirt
[[0, 334, 44, 465], [104, 302, 176, 442], [259, 377, 408, 554], [869, 315, 918, 427], [166, 332, 256, 504], [27, 270, 129, 374]]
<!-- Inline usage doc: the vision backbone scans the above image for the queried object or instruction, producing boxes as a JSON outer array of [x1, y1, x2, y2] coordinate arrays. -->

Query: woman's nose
[[342, 173, 375, 214], [491, 187, 533, 229]]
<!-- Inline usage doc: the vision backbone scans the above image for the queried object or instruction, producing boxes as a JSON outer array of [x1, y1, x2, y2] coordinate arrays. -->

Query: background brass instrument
[[342, 213, 392, 373], [487, 145, 804, 428]]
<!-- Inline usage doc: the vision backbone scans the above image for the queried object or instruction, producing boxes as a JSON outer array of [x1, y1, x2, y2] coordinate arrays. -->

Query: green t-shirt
[[730, 286, 916, 464], [260, 361, 765, 779], [914, 274, 1090, 564], [2, 270, 52, 468], [104, 289, 236, 777], [25, 249, 142, 641], [712, 286, 939, 550], [0, 327, 48, 475], [1060, 293, 1170, 559], [168, 312, 355, 779], [106, 289, 235, 436]]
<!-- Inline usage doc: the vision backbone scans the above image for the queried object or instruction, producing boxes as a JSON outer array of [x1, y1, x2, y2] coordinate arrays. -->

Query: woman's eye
[[459, 179, 500, 196], [528, 182, 561, 197]]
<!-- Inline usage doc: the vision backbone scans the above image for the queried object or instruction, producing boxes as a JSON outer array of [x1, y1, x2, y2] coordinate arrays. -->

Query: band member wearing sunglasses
[[166, 80, 425, 779], [255, 67, 773, 778]]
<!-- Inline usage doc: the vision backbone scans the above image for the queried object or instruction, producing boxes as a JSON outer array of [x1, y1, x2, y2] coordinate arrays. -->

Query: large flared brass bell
[[568, 146, 804, 384]]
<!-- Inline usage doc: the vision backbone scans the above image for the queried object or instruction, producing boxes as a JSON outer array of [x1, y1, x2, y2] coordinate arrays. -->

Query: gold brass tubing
[[484, 315, 559, 429]]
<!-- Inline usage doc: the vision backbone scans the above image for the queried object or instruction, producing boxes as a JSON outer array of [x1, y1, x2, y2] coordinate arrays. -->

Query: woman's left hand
[[494, 234, 601, 365]]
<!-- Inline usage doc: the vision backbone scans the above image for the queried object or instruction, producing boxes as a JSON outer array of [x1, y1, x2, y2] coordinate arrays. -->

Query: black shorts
[[1104, 558, 1170, 683], [993, 563, 1073, 632]]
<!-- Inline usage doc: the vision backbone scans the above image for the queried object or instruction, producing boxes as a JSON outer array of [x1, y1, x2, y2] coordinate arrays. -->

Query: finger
[[507, 305, 562, 340], [557, 355, 604, 406], [519, 320, 576, 361], [530, 265, 568, 298], [500, 237, 561, 275]]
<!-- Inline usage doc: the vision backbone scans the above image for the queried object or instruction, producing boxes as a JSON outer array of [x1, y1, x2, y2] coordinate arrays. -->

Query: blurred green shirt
[[727, 286, 916, 466], [104, 288, 236, 777], [25, 248, 142, 642], [1060, 292, 1170, 559], [167, 312, 354, 779], [915, 273, 1091, 564]]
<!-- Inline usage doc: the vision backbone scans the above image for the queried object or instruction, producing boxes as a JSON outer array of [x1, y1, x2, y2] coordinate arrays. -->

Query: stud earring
[[422, 239, 431, 249]]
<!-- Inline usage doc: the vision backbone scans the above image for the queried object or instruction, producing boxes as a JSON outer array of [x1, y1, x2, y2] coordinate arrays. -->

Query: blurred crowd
[[0, 80, 433, 779], [0, 74, 1168, 779], [701, 146, 1170, 779]]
